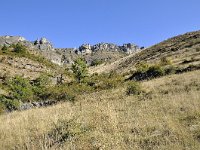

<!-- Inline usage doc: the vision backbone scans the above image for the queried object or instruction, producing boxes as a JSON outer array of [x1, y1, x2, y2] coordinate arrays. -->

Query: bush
[[47, 85, 75, 102], [0, 102, 6, 114], [135, 62, 149, 73], [160, 57, 171, 66], [12, 43, 27, 54], [126, 81, 142, 95], [91, 59, 104, 66], [8, 76, 33, 102], [1, 45, 8, 52], [89, 72, 123, 90], [2, 98, 20, 111], [32, 74, 51, 100], [0, 95, 20, 111], [130, 64, 165, 81], [146, 65, 165, 78]]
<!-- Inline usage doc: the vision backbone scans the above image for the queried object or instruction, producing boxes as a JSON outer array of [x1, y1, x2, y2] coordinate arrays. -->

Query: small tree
[[13, 43, 27, 54], [32, 74, 50, 100], [72, 58, 88, 83], [1, 45, 8, 52]]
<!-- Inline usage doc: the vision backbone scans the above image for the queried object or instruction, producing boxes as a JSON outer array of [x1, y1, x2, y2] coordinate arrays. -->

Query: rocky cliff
[[0, 36, 141, 66], [76, 43, 140, 55]]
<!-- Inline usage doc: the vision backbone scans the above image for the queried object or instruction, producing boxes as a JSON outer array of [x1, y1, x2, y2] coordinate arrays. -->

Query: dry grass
[[0, 70, 200, 149]]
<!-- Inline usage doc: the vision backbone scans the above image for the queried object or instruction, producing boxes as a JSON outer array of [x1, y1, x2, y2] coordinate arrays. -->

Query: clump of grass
[[46, 118, 89, 148], [126, 81, 143, 95], [159, 57, 172, 66]]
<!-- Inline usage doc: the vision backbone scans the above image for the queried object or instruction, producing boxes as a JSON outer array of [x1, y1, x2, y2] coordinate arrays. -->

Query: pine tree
[[72, 58, 88, 83]]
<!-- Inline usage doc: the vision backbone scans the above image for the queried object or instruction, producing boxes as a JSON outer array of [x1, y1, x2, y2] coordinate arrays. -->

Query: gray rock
[[120, 43, 140, 54], [19, 100, 57, 111], [34, 37, 54, 51], [0, 36, 26, 46], [19, 103, 34, 110], [79, 44, 92, 54], [73, 42, 141, 55]]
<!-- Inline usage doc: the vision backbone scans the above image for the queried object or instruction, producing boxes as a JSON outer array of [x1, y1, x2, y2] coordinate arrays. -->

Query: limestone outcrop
[[74, 42, 141, 55], [0, 36, 26, 46]]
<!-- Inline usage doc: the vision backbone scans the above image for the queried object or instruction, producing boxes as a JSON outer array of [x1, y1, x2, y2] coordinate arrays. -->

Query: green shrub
[[32, 74, 51, 100], [91, 59, 104, 66], [0, 102, 6, 114], [135, 62, 149, 73], [72, 58, 88, 83], [89, 72, 123, 90], [130, 64, 165, 81], [12, 43, 27, 54], [126, 81, 142, 95], [2, 99, 20, 111], [8, 76, 33, 102], [0, 95, 20, 111], [146, 65, 165, 78], [48, 85, 75, 102], [1, 45, 8, 53]]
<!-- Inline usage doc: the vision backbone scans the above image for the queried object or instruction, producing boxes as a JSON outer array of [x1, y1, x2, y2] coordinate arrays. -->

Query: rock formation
[[73, 42, 141, 55], [0, 36, 26, 46], [33, 37, 54, 51]]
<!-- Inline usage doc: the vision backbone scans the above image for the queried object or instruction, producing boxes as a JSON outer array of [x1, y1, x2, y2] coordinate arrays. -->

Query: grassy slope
[[0, 70, 200, 149], [89, 30, 200, 74], [0, 48, 68, 80]]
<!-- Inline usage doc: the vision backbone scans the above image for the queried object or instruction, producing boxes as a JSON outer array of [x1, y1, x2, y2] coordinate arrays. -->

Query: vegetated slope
[[0, 44, 67, 80], [57, 47, 127, 66], [0, 70, 200, 149], [89, 30, 200, 74]]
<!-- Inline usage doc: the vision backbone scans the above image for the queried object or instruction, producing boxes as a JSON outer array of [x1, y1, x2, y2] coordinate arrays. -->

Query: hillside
[[0, 70, 200, 149], [89, 30, 200, 74], [0, 30, 200, 150]]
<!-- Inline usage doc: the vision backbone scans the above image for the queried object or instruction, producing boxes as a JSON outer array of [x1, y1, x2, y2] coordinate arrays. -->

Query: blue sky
[[0, 0, 199, 48]]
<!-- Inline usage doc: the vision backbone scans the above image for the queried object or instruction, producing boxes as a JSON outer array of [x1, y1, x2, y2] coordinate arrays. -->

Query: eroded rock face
[[0, 36, 26, 46], [92, 43, 120, 52], [78, 44, 92, 54], [33, 37, 54, 51], [120, 43, 140, 54], [74, 42, 140, 55]]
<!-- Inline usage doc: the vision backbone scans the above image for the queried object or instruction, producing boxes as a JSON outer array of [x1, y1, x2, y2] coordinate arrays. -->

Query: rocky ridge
[[0, 36, 141, 65], [76, 43, 140, 55]]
